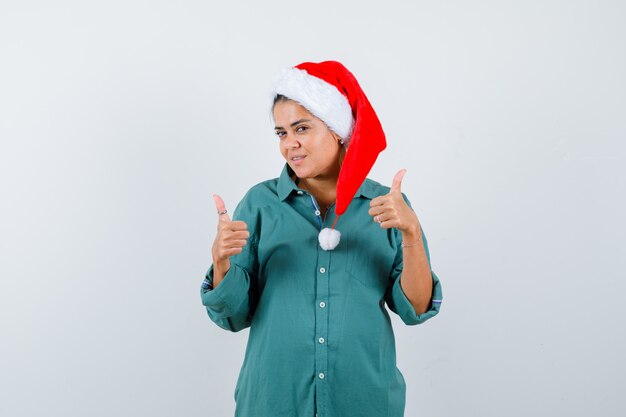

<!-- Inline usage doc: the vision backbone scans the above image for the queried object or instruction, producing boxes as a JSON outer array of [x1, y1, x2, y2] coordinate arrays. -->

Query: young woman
[[201, 60, 443, 417]]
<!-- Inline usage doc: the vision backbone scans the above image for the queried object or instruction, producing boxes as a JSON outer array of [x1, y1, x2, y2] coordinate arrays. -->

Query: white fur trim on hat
[[272, 67, 354, 143]]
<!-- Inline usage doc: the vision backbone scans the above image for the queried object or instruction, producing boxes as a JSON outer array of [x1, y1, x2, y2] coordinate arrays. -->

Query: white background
[[1, 1, 624, 416]]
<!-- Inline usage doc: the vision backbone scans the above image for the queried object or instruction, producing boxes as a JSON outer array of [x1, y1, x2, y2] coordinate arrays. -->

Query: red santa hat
[[272, 60, 386, 250]]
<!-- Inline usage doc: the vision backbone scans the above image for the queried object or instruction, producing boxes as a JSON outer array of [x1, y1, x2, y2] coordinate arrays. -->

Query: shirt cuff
[[201, 277, 213, 291], [200, 263, 250, 320], [391, 269, 443, 325]]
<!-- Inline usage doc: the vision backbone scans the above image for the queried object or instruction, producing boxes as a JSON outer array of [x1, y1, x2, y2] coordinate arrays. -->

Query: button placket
[[307, 194, 323, 229], [314, 250, 330, 415]]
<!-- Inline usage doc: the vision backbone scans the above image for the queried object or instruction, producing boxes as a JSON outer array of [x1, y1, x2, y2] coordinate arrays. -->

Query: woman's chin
[[288, 164, 311, 178]]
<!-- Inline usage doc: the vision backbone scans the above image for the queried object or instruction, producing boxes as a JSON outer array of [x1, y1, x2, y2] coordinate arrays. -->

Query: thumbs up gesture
[[368, 169, 421, 235], [211, 194, 250, 271]]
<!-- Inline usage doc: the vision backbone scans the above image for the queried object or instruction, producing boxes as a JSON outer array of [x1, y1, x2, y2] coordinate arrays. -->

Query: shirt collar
[[354, 178, 378, 199], [277, 163, 298, 201], [277, 163, 378, 201]]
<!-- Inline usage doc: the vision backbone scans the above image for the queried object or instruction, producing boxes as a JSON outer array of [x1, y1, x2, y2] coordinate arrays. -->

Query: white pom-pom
[[318, 228, 341, 251]]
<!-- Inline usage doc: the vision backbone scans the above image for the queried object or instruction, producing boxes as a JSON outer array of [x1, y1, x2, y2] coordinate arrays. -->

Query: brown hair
[[272, 94, 290, 110]]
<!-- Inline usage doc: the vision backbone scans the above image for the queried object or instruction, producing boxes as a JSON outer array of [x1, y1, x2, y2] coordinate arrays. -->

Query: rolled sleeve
[[201, 263, 255, 332], [385, 202, 443, 325], [200, 190, 260, 332], [389, 268, 443, 325]]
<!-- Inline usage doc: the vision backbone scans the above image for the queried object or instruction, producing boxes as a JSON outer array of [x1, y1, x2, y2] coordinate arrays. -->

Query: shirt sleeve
[[384, 193, 443, 326], [200, 191, 260, 332]]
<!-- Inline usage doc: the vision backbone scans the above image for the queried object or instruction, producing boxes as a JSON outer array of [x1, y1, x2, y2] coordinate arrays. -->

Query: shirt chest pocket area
[[344, 230, 397, 290]]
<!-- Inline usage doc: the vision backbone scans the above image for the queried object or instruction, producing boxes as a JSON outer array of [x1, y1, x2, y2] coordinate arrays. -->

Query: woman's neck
[[294, 176, 337, 209]]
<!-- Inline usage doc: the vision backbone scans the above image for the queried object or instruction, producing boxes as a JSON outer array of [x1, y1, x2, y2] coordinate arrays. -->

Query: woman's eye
[[296, 125, 308, 133], [275, 131, 285, 138]]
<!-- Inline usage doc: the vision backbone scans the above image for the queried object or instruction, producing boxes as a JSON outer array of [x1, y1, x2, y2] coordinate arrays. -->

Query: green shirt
[[201, 163, 443, 417]]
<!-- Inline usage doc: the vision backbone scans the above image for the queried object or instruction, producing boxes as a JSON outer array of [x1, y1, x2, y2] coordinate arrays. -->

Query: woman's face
[[273, 99, 343, 181]]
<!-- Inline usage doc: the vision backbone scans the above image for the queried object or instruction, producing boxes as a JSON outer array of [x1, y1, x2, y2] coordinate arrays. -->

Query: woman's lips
[[291, 155, 306, 165]]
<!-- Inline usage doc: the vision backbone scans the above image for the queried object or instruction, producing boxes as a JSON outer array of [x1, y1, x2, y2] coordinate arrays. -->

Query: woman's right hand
[[211, 194, 250, 287]]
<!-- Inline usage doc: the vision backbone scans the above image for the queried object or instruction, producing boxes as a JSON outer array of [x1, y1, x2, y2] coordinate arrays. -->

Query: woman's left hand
[[368, 169, 421, 236]]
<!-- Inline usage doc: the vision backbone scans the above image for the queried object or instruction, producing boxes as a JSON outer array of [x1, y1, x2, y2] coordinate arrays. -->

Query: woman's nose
[[284, 133, 300, 148]]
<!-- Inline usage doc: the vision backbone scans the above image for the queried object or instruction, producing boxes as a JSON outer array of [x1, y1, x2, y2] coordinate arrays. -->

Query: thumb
[[213, 194, 231, 222], [390, 169, 406, 194]]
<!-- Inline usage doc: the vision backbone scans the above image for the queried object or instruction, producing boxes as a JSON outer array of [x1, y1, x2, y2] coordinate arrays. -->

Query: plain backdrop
[[1, 1, 624, 416]]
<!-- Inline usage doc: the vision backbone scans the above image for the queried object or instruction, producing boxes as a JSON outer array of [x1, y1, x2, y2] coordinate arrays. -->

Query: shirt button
[[319, 301, 326, 308], [319, 267, 326, 274], [314, 210, 321, 216], [319, 372, 325, 379], [318, 337, 325, 344], [297, 190, 303, 195]]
